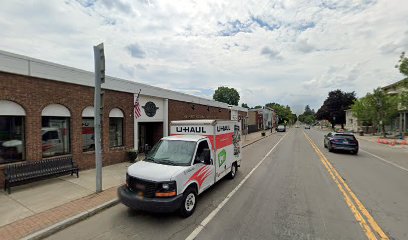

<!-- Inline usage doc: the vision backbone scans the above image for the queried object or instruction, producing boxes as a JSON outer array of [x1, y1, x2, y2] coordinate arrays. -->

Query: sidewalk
[[355, 134, 408, 149], [0, 130, 273, 240]]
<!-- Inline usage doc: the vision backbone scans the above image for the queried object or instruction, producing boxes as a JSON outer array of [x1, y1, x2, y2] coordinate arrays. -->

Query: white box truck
[[118, 120, 242, 217]]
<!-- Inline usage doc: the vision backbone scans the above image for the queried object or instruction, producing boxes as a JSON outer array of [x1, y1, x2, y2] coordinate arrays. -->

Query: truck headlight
[[162, 183, 170, 190], [156, 181, 177, 197]]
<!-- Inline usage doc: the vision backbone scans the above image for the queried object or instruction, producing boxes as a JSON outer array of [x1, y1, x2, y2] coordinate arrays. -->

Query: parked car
[[324, 132, 359, 154], [304, 125, 311, 129], [276, 125, 286, 132]]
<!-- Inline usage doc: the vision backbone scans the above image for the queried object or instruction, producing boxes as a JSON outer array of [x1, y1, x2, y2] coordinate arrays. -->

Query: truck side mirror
[[203, 149, 211, 165]]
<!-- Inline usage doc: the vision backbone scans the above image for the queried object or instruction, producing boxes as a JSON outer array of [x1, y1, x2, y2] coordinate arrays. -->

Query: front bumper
[[118, 185, 183, 213]]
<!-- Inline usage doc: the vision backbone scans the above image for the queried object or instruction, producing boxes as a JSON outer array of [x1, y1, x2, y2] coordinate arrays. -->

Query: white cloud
[[0, 0, 407, 112]]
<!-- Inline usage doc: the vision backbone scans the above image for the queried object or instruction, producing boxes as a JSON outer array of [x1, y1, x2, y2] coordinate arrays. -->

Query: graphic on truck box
[[184, 165, 212, 188], [233, 125, 241, 156], [218, 149, 227, 167]]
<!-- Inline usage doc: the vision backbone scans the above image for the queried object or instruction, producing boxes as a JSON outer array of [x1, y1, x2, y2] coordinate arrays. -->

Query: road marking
[[304, 132, 389, 240], [360, 149, 408, 173], [185, 132, 288, 240]]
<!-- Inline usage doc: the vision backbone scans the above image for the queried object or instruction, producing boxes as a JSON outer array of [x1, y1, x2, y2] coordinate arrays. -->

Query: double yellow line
[[303, 132, 389, 240]]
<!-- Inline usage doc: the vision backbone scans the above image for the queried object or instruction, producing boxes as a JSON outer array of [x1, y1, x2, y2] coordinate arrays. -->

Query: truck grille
[[127, 175, 157, 198]]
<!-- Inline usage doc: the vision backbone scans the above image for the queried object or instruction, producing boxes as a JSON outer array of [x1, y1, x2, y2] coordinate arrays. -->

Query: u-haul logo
[[217, 125, 230, 132], [176, 126, 207, 133]]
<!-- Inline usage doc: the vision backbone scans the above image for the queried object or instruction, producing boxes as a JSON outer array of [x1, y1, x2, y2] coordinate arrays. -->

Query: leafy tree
[[298, 105, 316, 124], [213, 86, 240, 106], [395, 52, 408, 77], [265, 102, 296, 124], [351, 88, 399, 136], [252, 105, 263, 109], [351, 97, 373, 126], [366, 88, 399, 136], [241, 103, 249, 108], [316, 90, 356, 129], [401, 91, 408, 109]]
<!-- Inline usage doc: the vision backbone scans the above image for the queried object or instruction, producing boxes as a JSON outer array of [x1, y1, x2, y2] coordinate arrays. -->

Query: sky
[[0, 0, 407, 114]]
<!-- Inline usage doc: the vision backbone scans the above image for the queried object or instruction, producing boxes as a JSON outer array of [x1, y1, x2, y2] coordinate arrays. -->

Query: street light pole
[[94, 43, 105, 193]]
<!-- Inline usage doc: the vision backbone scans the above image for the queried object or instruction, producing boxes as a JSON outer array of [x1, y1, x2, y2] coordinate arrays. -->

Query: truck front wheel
[[179, 187, 197, 218], [227, 163, 237, 179]]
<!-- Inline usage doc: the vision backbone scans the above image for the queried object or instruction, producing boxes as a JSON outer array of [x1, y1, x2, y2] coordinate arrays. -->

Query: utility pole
[[94, 43, 105, 193]]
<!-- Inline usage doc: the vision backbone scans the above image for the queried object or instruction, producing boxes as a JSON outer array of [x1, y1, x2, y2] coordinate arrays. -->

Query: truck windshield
[[145, 140, 196, 166]]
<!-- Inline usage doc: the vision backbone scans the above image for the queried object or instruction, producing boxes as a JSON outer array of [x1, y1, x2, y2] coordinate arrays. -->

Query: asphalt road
[[47, 128, 408, 240]]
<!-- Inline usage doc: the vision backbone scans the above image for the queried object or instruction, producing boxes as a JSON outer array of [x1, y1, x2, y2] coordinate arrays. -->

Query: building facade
[[0, 50, 247, 185], [345, 109, 359, 132], [383, 78, 408, 135]]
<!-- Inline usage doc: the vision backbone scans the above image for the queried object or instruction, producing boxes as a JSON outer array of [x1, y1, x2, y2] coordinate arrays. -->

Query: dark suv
[[324, 132, 359, 154]]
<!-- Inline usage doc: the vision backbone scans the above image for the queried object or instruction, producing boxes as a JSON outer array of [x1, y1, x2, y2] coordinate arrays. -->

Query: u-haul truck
[[118, 120, 242, 217]]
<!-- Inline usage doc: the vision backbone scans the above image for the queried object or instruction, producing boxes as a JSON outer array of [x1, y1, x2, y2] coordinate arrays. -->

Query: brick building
[[0, 50, 247, 185]]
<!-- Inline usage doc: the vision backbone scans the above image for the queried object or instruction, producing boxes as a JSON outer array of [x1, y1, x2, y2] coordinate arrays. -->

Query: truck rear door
[[214, 121, 240, 182]]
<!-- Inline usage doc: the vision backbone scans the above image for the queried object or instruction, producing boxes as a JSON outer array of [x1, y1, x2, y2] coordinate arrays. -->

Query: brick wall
[[168, 99, 230, 123], [0, 72, 134, 185]]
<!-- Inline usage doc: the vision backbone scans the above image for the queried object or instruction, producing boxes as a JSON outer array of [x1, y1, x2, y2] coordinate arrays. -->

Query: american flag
[[134, 89, 142, 119]]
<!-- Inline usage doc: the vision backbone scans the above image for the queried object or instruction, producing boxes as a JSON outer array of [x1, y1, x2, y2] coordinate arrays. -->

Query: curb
[[22, 199, 119, 240], [242, 133, 273, 148]]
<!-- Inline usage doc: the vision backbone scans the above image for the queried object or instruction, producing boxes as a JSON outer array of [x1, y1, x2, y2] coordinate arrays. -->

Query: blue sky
[[0, 0, 407, 114]]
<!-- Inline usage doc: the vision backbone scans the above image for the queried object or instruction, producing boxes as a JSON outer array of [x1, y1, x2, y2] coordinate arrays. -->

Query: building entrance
[[138, 122, 163, 153]]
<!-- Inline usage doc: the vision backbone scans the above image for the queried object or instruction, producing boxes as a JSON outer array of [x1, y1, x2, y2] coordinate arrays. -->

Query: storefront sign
[[142, 101, 159, 117]]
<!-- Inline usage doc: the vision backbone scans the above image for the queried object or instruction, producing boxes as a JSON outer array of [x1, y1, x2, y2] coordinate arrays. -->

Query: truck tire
[[227, 163, 237, 179], [179, 187, 197, 218]]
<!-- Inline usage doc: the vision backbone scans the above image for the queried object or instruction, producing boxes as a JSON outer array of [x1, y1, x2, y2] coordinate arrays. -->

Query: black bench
[[4, 156, 79, 194]]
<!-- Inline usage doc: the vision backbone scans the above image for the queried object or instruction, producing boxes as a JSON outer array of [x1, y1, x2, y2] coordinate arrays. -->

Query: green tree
[[298, 105, 316, 124], [366, 88, 399, 136], [395, 52, 408, 77], [316, 90, 356, 129], [241, 103, 249, 108], [213, 86, 240, 106], [265, 102, 295, 124], [351, 97, 373, 126], [351, 88, 399, 137], [252, 105, 263, 109]]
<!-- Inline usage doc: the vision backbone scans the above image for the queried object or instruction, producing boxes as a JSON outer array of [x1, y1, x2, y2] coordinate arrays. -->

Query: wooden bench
[[4, 156, 79, 194]]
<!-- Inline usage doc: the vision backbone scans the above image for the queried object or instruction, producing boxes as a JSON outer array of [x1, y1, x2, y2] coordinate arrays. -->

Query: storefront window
[[82, 118, 95, 151], [42, 117, 71, 157], [110, 117, 123, 147], [0, 116, 25, 164]]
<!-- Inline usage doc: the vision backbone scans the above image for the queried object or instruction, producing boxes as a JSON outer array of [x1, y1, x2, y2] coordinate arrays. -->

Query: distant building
[[247, 106, 275, 133], [382, 78, 408, 135], [345, 109, 360, 132]]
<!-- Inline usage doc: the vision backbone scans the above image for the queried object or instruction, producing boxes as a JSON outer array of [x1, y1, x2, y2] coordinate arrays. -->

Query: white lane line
[[185, 132, 288, 240], [360, 148, 408, 173]]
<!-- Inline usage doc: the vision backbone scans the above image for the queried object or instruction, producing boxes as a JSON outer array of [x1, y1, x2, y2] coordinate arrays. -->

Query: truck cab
[[118, 120, 241, 217]]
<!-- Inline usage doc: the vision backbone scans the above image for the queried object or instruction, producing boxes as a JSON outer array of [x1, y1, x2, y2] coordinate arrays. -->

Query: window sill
[[42, 154, 72, 160], [109, 146, 126, 151], [82, 151, 95, 155]]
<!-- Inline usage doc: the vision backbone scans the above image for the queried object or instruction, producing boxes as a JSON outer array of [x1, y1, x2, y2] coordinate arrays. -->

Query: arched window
[[109, 108, 124, 147], [41, 104, 71, 157], [0, 100, 25, 163], [82, 106, 95, 152]]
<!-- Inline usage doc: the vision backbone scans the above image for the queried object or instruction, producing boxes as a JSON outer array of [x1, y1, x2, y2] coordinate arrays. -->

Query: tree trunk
[[382, 123, 386, 138], [341, 123, 344, 129]]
